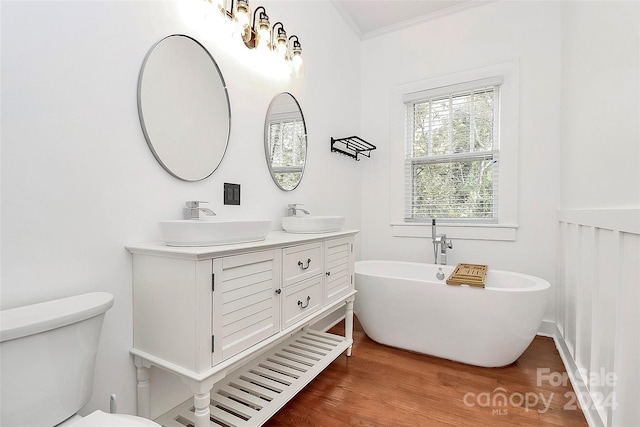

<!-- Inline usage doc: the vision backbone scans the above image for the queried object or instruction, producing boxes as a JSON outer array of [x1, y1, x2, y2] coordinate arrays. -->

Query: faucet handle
[[287, 203, 304, 208], [185, 201, 209, 208]]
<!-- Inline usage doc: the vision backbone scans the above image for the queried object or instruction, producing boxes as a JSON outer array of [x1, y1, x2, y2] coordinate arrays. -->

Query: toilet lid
[[69, 411, 160, 427]]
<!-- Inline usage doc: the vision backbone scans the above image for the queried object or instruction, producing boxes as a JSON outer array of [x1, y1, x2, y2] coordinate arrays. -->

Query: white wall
[[557, 2, 639, 426], [559, 1, 640, 210], [358, 1, 562, 320], [0, 0, 362, 417]]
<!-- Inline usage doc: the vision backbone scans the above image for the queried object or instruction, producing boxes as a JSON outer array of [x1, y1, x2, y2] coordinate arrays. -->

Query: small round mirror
[[264, 93, 307, 191], [138, 35, 231, 181]]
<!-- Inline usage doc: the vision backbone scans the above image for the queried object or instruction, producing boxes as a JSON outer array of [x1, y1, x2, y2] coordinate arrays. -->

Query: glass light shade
[[291, 53, 304, 78], [235, 1, 251, 38], [272, 24, 288, 59], [275, 38, 288, 59], [289, 37, 304, 78], [256, 16, 270, 51]]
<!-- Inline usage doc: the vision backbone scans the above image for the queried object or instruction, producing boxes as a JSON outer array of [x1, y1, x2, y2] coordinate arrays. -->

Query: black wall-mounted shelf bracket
[[330, 136, 376, 161]]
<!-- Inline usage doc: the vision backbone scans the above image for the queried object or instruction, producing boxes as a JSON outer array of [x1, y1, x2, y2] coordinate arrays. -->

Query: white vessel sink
[[281, 216, 345, 234], [159, 219, 271, 246]]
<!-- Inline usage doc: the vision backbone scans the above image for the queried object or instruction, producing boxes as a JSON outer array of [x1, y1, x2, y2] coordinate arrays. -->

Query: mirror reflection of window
[[264, 93, 307, 191], [268, 116, 305, 190]]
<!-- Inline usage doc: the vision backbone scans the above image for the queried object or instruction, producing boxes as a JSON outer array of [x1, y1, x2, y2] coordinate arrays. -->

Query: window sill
[[391, 222, 518, 241]]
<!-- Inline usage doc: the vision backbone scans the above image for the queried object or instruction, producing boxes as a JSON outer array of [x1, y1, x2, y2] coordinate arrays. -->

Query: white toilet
[[0, 292, 160, 427]]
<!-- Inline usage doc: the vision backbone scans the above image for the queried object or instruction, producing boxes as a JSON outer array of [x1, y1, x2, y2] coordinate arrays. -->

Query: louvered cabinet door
[[324, 237, 354, 304], [212, 250, 282, 363]]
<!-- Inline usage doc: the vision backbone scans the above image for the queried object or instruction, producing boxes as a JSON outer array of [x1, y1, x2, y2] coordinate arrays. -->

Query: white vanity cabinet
[[127, 230, 357, 427]]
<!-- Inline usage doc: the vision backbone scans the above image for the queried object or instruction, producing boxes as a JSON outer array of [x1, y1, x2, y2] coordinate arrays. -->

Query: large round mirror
[[138, 35, 231, 181], [264, 93, 307, 191]]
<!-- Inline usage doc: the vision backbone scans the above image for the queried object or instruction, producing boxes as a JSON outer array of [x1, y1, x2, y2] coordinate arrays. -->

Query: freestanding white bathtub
[[354, 260, 549, 367]]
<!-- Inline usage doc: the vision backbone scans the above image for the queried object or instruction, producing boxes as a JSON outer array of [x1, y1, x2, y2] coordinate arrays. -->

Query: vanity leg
[[193, 391, 211, 427], [345, 296, 355, 357], [134, 360, 151, 419]]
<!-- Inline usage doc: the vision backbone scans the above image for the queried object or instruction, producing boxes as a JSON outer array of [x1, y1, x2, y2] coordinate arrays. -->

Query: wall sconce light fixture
[[210, 0, 304, 78]]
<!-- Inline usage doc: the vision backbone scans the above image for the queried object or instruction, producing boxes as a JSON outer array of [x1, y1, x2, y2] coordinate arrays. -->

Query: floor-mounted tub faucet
[[184, 201, 216, 219], [432, 219, 453, 265]]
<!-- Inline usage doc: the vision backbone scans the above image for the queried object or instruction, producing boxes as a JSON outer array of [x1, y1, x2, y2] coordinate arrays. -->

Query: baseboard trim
[[537, 321, 604, 427]]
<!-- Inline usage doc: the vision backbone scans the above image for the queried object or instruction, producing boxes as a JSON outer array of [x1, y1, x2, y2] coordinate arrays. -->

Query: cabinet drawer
[[283, 243, 323, 287], [282, 277, 322, 329]]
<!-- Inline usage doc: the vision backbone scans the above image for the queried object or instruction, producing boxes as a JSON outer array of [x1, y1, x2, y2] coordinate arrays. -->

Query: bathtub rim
[[354, 259, 550, 292]]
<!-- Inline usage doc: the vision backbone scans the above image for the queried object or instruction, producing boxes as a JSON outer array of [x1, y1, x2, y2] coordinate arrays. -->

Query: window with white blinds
[[404, 77, 502, 222]]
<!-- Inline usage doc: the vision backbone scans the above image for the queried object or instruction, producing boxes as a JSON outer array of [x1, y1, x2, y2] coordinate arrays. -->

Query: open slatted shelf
[[156, 329, 351, 427]]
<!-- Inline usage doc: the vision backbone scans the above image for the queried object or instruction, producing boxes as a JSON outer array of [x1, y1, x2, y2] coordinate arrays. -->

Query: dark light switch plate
[[224, 183, 240, 205]]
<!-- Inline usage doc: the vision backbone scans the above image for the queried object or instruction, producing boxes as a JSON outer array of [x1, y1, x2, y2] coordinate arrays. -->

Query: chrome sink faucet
[[287, 203, 310, 216], [432, 219, 453, 265], [184, 201, 216, 219]]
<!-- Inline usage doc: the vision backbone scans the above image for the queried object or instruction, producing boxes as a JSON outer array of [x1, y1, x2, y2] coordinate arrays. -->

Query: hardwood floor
[[264, 319, 588, 427]]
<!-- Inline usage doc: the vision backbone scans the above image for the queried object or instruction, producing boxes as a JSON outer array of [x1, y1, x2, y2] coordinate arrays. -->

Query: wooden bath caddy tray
[[446, 263, 488, 288]]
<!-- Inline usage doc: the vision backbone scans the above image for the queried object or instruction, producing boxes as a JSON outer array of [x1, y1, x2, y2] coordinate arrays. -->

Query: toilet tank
[[0, 292, 114, 427]]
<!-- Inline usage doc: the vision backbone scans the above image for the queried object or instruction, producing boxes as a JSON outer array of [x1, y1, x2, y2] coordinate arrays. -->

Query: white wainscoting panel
[[612, 232, 639, 427], [557, 209, 639, 427]]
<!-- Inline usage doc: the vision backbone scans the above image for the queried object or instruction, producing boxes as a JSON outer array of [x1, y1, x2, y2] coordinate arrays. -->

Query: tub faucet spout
[[436, 233, 453, 265], [431, 219, 453, 265]]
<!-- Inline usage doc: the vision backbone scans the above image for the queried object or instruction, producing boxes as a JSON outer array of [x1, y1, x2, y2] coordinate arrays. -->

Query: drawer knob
[[297, 258, 311, 270], [275, 289, 282, 295], [298, 296, 311, 309], [326, 271, 331, 276]]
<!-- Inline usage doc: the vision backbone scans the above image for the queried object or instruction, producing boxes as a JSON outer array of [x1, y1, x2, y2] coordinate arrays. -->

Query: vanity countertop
[[126, 229, 359, 260]]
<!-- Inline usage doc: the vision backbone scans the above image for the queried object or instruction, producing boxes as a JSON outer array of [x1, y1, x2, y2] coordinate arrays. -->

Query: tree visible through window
[[405, 83, 500, 222]]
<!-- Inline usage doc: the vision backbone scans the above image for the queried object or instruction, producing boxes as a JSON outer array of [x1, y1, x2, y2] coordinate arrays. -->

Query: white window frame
[[390, 62, 519, 241]]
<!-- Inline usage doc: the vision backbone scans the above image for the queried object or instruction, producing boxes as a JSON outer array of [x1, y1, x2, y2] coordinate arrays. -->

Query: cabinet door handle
[[298, 296, 311, 309], [298, 258, 311, 270], [326, 271, 331, 276], [275, 289, 282, 295]]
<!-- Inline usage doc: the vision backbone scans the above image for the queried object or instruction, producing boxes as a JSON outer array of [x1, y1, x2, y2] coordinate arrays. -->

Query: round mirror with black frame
[[138, 34, 231, 181], [264, 92, 307, 191]]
